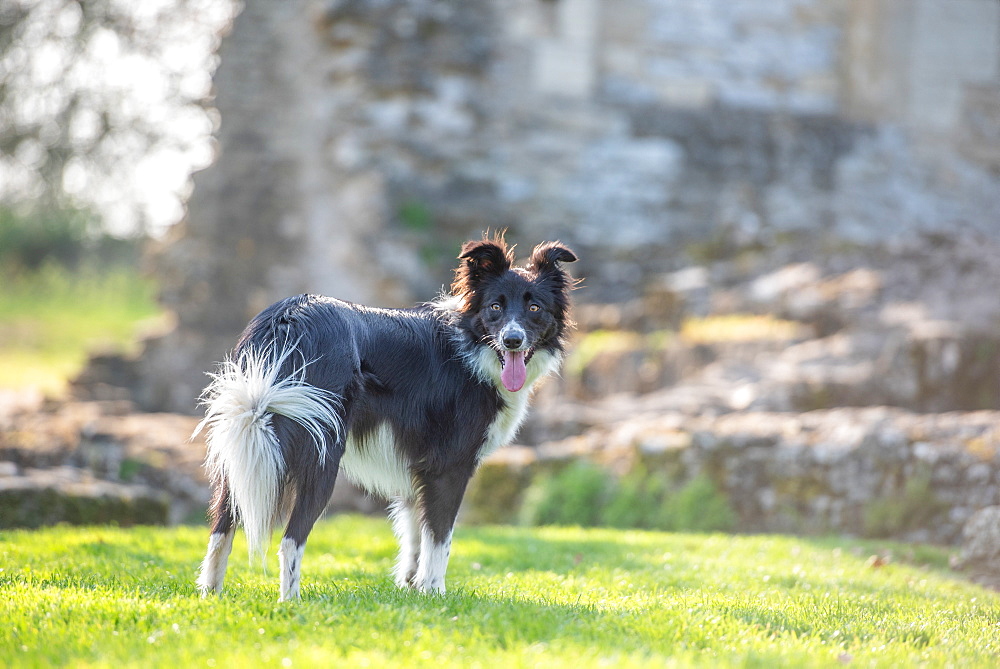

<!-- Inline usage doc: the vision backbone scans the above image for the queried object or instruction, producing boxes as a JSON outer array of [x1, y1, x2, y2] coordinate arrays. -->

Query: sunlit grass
[[0, 263, 164, 395], [1, 516, 997, 667]]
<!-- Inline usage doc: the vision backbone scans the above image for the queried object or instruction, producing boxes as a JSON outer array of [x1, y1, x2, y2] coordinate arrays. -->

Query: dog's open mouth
[[498, 348, 534, 393]]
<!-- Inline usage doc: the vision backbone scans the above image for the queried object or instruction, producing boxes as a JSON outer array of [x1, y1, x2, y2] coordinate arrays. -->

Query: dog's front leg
[[412, 468, 473, 594], [389, 497, 421, 588], [415, 525, 453, 594]]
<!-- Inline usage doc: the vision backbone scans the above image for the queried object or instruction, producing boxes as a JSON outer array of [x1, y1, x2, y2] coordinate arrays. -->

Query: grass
[[2, 516, 998, 667], [0, 263, 164, 394]]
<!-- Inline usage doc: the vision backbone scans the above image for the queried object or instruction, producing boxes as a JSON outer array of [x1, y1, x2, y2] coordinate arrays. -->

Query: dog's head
[[451, 234, 577, 392]]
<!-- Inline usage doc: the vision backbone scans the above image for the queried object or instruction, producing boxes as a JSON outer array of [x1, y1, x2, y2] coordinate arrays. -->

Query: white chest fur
[[472, 347, 561, 462]]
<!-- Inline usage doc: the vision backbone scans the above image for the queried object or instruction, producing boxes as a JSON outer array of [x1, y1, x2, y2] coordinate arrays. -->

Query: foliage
[[518, 461, 611, 527], [0, 206, 90, 270], [0, 204, 162, 393], [564, 316, 801, 388], [0, 206, 141, 271], [862, 470, 950, 539], [564, 329, 651, 379], [600, 463, 666, 529], [398, 200, 433, 232], [0, 0, 234, 233], [655, 474, 737, 533], [1, 516, 998, 667], [518, 461, 736, 534], [0, 488, 168, 530], [461, 462, 532, 525]]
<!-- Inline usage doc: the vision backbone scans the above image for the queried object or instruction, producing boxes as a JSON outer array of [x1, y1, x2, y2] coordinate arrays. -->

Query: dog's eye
[[490, 303, 502, 311], [528, 304, 540, 312]]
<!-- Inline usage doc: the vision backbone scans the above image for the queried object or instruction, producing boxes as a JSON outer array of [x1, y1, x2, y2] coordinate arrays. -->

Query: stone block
[[533, 39, 595, 98], [718, 83, 783, 111], [602, 45, 643, 80], [906, 0, 1000, 130], [653, 77, 716, 109], [956, 506, 1000, 588], [786, 73, 841, 113], [958, 84, 1000, 171], [557, 0, 600, 43], [600, 0, 650, 44], [842, 0, 915, 123]]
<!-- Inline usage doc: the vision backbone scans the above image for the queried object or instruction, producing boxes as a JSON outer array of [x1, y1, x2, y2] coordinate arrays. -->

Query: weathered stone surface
[[84, 0, 1000, 413], [0, 395, 380, 528], [477, 406, 1000, 544], [955, 506, 1000, 589], [0, 467, 170, 529], [542, 232, 1000, 416], [958, 84, 1000, 171], [0, 396, 208, 525]]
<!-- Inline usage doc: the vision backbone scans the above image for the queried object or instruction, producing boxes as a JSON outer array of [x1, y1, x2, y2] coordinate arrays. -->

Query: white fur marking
[[499, 321, 526, 345], [340, 423, 414, 499], [195, 342, 344, 564], [472, 347, 561, 461], [415, 526, 452, 594], [278, 537, 306, 601], [389, 498, 420, 588], [196, 529, 235, 596]]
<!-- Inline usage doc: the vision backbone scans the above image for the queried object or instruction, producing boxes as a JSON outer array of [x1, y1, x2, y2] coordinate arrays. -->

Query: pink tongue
[[501, 350, 527, 392]]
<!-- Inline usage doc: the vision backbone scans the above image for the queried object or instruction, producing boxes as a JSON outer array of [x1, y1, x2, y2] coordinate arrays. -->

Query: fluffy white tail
[[194, 343, 343, 564]]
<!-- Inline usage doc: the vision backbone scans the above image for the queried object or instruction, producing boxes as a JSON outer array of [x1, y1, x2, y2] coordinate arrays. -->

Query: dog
[[194, 235, 576, 600]]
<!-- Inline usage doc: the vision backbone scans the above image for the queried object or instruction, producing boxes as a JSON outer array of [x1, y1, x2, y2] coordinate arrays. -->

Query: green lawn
[[1, 516, 997, 667], [0, 264, 163, 394]]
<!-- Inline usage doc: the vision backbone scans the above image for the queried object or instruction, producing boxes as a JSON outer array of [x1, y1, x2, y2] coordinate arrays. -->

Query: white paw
[[196, 577, 222, 598], [417, 577, 445, 594]]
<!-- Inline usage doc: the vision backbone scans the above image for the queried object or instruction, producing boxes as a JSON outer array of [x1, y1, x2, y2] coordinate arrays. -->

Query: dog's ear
[[458, 238, 513, 276], [528, 241, 577, 273], [451, 236, 514, 304]]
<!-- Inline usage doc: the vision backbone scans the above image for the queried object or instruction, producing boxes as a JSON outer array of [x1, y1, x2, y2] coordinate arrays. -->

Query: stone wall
[[6, 393, 997, 545], [469, 407, 1000, 545], [0, 394, 380, 529], [117, 0, 1000, 414]]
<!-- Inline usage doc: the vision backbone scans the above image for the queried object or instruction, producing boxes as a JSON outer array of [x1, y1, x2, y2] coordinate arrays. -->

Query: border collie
[[194, 235, 576, 600]]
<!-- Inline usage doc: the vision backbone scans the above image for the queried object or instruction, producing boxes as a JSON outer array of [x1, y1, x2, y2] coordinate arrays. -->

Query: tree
[[0, 0, 235, 235]]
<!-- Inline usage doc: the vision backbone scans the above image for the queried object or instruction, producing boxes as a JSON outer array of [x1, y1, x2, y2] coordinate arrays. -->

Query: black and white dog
[[195, 235, 576, 600]]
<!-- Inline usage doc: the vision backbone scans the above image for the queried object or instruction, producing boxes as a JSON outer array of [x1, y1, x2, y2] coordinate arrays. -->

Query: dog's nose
[[502, 332, 524, 350]]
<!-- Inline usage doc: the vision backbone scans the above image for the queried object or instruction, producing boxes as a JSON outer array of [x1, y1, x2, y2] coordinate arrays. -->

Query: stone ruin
[[113, 0, 1000, 414]]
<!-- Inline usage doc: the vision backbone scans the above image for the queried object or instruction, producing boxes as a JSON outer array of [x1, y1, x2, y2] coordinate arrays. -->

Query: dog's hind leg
[[197, 481, 236, 596], [414, 466, 475, 594], [278, 442, 343, 602], [389, 497, 420, 588], [278, 471, 339, 601]]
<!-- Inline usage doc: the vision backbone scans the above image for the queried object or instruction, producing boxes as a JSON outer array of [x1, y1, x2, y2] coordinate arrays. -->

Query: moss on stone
[[0, 488, 169, 529]]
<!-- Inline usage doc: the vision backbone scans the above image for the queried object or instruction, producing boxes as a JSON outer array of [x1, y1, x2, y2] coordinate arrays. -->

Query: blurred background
[[3, 0, 1000, 566]]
